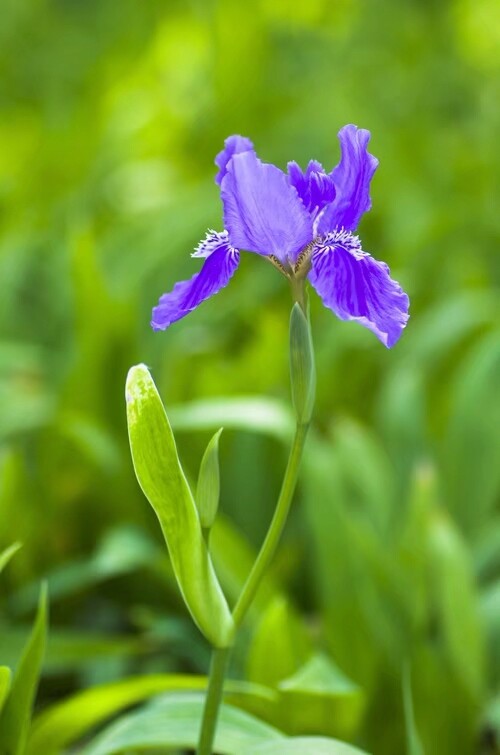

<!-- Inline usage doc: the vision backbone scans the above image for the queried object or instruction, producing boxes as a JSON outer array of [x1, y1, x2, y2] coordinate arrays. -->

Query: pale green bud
[[289, 303, 316, 425], [196, 428, 223, 531]]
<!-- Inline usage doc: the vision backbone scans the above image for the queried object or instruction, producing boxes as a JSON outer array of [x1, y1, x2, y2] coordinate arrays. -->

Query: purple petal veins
[[151, 231, 239, 330], [308, 230, 409, 347], [215, 135, 254, 185], [287, 160, 336, 218], [221, 150, 313, 264], [316, 125, 379, 235]]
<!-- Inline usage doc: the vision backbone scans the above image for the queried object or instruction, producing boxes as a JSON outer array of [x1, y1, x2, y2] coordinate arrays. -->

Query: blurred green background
[[1, 0, 499, 753]]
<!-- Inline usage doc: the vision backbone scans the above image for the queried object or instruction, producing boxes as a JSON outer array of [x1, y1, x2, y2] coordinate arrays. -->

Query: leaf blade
[[0, 543, 22, 575], [81, 692, 283, 755], [0, 585, 48, 755]]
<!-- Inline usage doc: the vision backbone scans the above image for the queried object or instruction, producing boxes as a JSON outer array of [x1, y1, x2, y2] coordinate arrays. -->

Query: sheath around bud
[[289, 303, 316, 424], [196, 428, 223, 531]]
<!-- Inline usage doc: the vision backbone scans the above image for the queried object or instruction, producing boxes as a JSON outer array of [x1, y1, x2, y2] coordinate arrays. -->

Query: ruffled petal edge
[[308, 240, 409, 347], [151, 232, 239, 330]]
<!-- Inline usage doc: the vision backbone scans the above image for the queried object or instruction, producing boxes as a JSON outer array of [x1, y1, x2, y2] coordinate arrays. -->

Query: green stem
[[196, 646, 231, 755], [232, 421, 310, 629], [196, 304, 313, 753], [195, 422, 309, 754], [290, 275, 307, 314]]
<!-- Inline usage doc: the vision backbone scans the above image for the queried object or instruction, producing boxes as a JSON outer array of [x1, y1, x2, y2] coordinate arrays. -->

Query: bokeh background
[[1, 0, 499, 753]]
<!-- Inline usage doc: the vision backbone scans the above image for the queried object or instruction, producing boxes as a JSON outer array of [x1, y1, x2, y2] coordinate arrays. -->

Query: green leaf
[[169, 396, 294, 441], [247, 596, 312, 688], [10, 526, 161, 615], [482, 694, 500, 747], [196, 427, 223, 530], [443, 331, 500, 534], [28, 675, 277, 755], [247, 600, 363, 739], [209, 515, 281, 619], [126, 364, 234, 648], [278, 654, 364, 739], [0, 542, 22, 575], [427, 507, 485, 699], [0, 584, 48, 755], [81, 692, 283, 755], [301, 439, 380, 682], [402, 667, 424, 755], [332, 418, 395, 533], [0, 626, 149, 675], [479, 580, 500, 691], [27, 676, 198, 754], [0, 667, 12, 716], [245, 738, 369, 754], [289, 303, 316, 425]]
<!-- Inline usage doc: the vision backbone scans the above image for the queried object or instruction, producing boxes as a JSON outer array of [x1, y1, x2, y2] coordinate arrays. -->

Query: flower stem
[[196, 304, 313, 754], [290, 275, 307, 314], [196, 646, 231, 755], [231, 420, 310, 629]]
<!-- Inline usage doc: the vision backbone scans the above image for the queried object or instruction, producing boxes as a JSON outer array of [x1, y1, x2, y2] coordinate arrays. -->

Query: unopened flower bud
[[196, 428, 223, 531], [289, 303, 316, 425]]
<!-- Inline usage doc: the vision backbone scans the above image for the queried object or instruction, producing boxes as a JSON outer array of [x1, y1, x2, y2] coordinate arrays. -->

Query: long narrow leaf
[[0, 668, 12, 717], [0, 543, 21, 575], [0, 585, 48, 755]]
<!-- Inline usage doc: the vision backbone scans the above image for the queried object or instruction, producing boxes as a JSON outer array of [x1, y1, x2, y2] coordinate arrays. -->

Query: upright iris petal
[[316, 125, 379, 235], [221, 150, 313, 264], [287, 160, 336, 218], [151, 232, 239, 330], [215, 135, 254, 186]]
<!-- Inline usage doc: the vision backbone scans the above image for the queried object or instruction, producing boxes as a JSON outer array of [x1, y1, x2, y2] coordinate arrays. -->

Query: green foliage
[[0, 0, 499, 753], [247, 597, 312, 688], [278, 654, 364, 739], [0, 667, 12, 717], [26, 674, 275, 755], [79, 691, 368, 755], [402, 668, 425, 755], [80, 692, 284, 755], [249, 740, 368, 755], [0, 543, 21, 575], [0, 586, 47, 755]]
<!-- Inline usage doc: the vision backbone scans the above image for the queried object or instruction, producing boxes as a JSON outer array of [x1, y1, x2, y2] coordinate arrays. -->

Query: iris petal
[[215, 135, 254, 185], [287, 160, 336, 217], [151, 233, 239, 330], [308, 241, 409, 348], [221, 151, 313, 264], [316, 125, 379, 234]]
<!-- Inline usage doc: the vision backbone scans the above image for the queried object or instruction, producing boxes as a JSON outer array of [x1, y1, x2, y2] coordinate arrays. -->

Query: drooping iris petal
[[151, 232, 239, 330], [316, 125, 379, 235], [308, 237, 409, 348], [287, 160, 336, 217], [215, 135, 254, 185], [221, 150, 313, 264]]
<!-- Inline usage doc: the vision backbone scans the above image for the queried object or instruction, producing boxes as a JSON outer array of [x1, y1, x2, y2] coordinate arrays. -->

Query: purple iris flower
[[152, 125, 409, 347]]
